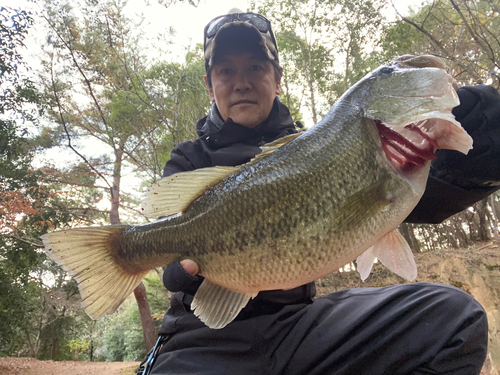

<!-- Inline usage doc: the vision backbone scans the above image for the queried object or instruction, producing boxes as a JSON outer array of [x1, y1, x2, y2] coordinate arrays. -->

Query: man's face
[[205, 51, 281, 128]]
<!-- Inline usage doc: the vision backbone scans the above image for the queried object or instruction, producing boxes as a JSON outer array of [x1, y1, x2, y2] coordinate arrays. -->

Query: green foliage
[[379, 0, 500, 87], [0, 5, 48, 356], [252, 0, 385, 122], [112, 45, 210, 183], [68, 339, 90, 360], [92, 272, 169, 362], [0, 271, 33, 352], [0, 7, 41, 121]]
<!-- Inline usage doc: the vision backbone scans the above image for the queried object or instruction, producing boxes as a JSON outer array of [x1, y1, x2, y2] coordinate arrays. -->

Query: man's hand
[[163, 259, 200, 293], [180, 259, 199, 276]]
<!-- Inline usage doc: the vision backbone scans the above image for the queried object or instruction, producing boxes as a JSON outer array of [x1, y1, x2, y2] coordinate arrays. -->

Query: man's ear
[[204, 75, 215, 103]]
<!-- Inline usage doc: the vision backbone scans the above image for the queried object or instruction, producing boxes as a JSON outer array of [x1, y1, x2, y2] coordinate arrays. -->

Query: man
[[144, 10, 500, 375]]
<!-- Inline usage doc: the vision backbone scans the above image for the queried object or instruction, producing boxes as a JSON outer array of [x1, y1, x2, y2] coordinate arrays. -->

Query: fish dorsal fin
[[142, 166, 237, 218], [249, 133, 303, 164], [356, 229, 417, 281], [191, 279, 258, 329]]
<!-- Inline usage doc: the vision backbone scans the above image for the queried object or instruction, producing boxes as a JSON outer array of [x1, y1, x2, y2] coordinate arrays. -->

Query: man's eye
[[250, 65, 263, 71], [220, 68, 233, 75]]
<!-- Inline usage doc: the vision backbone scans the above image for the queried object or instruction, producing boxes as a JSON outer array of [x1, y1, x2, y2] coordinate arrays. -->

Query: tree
[[0, 6, 47, 354], [37, 0, 210, 351], [126, 45, 210, 180], [386, 0, 500, 87], [252, 0, 385, 123], [38, 0, 162, 350], [1, 5, 42, 231]]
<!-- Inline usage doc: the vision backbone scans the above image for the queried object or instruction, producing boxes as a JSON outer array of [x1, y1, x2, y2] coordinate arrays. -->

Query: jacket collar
[[195, 97, 296, 147]]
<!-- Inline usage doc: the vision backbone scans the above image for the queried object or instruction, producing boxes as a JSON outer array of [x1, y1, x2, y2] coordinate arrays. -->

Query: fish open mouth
[[366, 55, 472, 174], [374, 109, 472, 174], [375, 120, 439, 172]]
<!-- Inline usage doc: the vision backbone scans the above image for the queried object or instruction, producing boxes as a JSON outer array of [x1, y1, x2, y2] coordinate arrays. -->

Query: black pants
[[151, 283, 487, 375]]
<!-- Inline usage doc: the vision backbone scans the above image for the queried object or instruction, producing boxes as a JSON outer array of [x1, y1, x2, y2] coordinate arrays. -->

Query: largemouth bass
[[42, 55, 473, 329]]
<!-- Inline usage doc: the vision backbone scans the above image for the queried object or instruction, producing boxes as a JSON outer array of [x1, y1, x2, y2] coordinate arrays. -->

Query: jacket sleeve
[[162, 140, 210, 177], [405, 85, 500, 224]]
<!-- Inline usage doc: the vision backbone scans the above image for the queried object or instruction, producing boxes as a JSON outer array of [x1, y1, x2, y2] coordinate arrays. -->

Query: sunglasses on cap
[[203, 12, 279, 63]]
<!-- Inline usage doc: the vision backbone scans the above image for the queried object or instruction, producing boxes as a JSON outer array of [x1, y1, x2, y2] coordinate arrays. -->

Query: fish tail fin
[[41, 226, 149, 319]]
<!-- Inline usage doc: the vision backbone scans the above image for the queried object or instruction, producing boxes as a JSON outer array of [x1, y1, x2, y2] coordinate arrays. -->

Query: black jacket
[[162, 88, 500, 306], [163, 99, 298, 176]]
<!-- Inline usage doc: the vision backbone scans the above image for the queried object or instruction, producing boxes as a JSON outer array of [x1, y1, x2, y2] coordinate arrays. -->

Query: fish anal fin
[[142, 166, 236, 218], [356, 245, 376, 281], [191, 280, 257, 329], [41, 226, 149, 319], [372, 229, 417, 281]]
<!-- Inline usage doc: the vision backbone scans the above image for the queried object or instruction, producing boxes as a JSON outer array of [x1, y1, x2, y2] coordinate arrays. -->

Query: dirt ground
[[0, 357, 140, 375]]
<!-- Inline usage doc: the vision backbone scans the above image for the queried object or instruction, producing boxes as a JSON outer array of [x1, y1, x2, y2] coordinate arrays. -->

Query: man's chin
[[231, 113, 265, 129], [235, 118, 262, 128]]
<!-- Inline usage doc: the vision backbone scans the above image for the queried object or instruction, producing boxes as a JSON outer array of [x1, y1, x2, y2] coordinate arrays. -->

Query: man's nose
[[234, 71, 252, 92]]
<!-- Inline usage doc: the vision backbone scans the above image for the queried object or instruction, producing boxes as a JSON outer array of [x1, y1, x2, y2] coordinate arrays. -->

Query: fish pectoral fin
[[333, 175, 393, 228], [248, 133, 303, 164], [372, 229, 417, 282], [191, 280, 257, 329], [356, 245, 376, 281], [141, 166, 237, 218], [41, 226, 149, 319]]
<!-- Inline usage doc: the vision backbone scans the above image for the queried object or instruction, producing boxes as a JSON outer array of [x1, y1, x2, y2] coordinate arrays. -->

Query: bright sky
[[6, 0, 428, 62], [123, 0, 427, 62]]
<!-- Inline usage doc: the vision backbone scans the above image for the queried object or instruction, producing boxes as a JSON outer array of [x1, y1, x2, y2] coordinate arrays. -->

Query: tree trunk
[[109, 145, 123, 225], [25, 329, 36, 358], [307, 73, 318, 124], [451, 215, 469, 247], [490, 194, 499, 236], [111, 141, 156, 351], [134, 282, 157, 351], [52, 338, 60, 360], [399, 223, 420, 252], [343, 45, 351, 93], [89, 340, 94, 362], [477, 197, 490, 241]]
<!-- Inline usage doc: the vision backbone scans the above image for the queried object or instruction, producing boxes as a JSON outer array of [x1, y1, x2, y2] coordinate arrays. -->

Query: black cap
[[203, 9, 279, 72]]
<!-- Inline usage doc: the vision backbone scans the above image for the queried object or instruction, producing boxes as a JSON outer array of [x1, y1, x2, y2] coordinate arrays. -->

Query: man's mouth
[[233, 100, 256, 106]]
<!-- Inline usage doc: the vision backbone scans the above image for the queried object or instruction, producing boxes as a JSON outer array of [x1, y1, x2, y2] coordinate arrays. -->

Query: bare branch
[[49, 54, 113, 192], [395, 9, 483, 82], [41, 12, 109, 127], [449, 0, 495, 61], [1, 233, 44, 247]]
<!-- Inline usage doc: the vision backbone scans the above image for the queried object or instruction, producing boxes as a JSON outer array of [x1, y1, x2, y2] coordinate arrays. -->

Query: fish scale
[[42, 55, 473, 329]]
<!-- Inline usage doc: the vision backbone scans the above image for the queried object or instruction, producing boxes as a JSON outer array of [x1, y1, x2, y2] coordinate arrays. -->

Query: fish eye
[[380, 67, 394, 74]]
